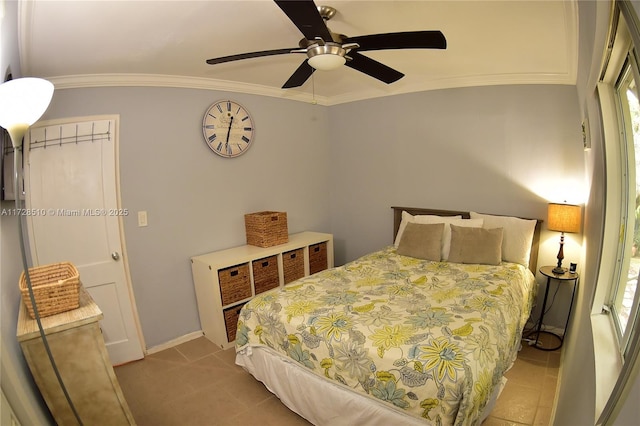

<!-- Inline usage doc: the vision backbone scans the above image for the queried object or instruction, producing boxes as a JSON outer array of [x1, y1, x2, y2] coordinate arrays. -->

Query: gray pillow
[[396, 222, 444, 261], [448, 225, 503, 265]]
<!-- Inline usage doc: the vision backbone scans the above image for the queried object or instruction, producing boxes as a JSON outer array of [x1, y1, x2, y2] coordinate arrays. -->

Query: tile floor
[[114, 335, 561, 426]]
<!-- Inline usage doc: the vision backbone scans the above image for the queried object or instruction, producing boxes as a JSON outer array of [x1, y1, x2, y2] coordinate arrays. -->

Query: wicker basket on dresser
[[191, 231, 334, 348]]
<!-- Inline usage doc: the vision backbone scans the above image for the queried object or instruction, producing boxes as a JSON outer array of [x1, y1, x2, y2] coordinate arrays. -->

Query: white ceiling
[[18, 0, 578, 106]]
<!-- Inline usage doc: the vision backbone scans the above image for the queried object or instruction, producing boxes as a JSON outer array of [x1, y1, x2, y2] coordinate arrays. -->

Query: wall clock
[[202, 100, 254, 158]]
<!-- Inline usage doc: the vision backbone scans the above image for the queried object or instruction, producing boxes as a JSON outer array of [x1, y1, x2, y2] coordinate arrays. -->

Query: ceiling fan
[[205, 0, 447, 89]]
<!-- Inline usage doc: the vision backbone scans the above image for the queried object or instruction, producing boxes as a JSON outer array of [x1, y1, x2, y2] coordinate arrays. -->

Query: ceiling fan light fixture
[[307, 43, 346, 70]]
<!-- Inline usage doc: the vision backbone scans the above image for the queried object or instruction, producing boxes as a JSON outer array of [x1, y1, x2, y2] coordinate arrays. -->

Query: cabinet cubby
[[191, 231, 334, 348]]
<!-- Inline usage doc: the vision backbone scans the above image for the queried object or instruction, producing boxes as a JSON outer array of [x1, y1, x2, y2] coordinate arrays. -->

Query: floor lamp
[[0, 78, 83, 424]]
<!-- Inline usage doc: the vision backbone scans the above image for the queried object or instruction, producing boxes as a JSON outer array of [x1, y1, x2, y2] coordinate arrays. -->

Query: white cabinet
[[191, 231, 334, 348]]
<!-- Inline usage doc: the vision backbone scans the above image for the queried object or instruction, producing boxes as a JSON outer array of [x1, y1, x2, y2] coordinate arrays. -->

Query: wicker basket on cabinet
[[244, 211, 288, 247], [19, 262, 80, 319]]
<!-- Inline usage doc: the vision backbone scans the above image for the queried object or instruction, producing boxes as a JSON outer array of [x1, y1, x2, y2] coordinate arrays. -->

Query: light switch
[[138, 211, 148, 227]]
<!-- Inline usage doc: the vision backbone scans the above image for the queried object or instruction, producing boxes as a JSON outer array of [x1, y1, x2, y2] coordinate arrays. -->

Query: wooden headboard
[[391, 206, 543, 273]]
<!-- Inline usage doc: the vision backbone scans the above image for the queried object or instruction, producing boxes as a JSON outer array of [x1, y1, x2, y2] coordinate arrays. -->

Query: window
[[610, 57, 640, 356], [596, 4, 640, 423]]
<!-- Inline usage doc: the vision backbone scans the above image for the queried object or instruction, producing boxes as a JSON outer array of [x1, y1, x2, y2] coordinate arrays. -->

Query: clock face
[[202, 100, 254, 158]]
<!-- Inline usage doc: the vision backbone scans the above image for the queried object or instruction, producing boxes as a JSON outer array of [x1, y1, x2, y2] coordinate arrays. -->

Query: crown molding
[[47, 71, 576, 107], [46, 73, 332, 106]]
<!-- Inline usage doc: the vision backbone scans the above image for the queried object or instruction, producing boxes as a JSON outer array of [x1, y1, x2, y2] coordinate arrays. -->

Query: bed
[[236, 207, 542, 425]]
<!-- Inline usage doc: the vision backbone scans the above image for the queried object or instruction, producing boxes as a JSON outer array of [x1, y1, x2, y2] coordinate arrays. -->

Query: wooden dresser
[[17, 286, 135, 425]]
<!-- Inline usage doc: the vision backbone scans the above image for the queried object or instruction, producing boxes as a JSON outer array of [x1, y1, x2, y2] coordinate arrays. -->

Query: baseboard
[[525, 321, 566, 336], [145, 331, 204, 355]]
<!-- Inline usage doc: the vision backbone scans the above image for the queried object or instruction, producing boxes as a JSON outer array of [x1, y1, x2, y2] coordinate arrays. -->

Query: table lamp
[[548, 203, 582, 274]]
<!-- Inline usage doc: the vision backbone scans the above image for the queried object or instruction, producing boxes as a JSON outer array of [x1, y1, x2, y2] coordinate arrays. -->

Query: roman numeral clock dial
[[202, 100, 255, 158]]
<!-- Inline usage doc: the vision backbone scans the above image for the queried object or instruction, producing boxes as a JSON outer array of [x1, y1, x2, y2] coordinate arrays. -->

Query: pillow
[[469, 212, 537, 266], [396, 222, 444, 261], [448, 225, 503, 265], [416, 216, 484, 260], [394, 211, 462, 247]]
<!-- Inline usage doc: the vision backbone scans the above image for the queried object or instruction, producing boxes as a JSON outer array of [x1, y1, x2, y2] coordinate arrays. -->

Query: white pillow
[[394, 211, 462, 248], [469, 212, 537, 266], [416, 216, 484, 260]]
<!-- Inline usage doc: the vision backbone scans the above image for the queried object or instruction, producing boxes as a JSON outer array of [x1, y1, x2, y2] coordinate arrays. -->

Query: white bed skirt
[[236, 345, 505, 425]]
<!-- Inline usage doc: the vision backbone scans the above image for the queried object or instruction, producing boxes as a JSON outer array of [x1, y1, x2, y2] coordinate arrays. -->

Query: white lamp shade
[[0, 78, 54, 129], [308, 54, 346, 71]]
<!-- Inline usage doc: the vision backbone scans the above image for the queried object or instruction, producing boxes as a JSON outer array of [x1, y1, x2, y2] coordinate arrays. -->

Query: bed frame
[[391, 206, 543, 273]]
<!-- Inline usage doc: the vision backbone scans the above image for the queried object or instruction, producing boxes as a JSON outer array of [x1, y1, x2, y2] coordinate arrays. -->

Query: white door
[[25, 116, 144, 365]]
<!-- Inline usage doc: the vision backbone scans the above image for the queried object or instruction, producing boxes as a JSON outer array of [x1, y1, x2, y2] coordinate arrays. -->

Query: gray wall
[[328, 85, 583, 263], [40, 82, 583, 350], [40, 87, 331, 347]]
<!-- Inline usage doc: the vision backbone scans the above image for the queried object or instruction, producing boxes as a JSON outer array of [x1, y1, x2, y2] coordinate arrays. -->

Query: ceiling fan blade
[[206, 48, 297, 65], [274, 0, 333, 42], [345, 52, 404, 84], [345, 31, 447, 51], [282, 60, 315, 88]]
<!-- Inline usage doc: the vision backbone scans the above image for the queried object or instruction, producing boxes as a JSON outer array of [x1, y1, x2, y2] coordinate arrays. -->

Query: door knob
[[111, 252, 120, 261]]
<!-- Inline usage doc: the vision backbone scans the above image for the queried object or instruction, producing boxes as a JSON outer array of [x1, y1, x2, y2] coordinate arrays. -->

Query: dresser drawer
[[218, 264, 251, 306]]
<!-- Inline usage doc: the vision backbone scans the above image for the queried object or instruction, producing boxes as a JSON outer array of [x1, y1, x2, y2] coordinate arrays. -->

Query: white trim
[[592, 313, 624, 418], [593, 82, 625, 315], [46, 74, 331, 105], [144, 331, 204, 355], [44, 71, 577, 107]]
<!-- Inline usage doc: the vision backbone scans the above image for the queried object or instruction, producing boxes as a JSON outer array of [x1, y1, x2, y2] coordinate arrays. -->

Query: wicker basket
[[218, 264, 251, 306], [244, 211, 288, 247], [253, 255, 279, 295], [223, 303, 245, 342], [309, 242, 328, 275], [283, 248, 304, 284], [19, 262, 80, 319]]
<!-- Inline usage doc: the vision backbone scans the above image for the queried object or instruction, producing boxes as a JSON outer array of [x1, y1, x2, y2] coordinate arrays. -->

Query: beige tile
[[220, 370, 275, 405], [191, 352, 245, 375], [518, 343, 550, 364], [482, 416, 529, 425], [490, 382, 540, 424], [533, 405, 553, 425], [146, 347, 189, 364], [547, 351, 561, 372], [115, 357, 181, 383], [538, 375, 558, 408], [174, 336, 221, 361], [504, 358, 548, 390], [217, 346, 240, 366], [166, 382, 249, 424], [116, 336, 561, 426]]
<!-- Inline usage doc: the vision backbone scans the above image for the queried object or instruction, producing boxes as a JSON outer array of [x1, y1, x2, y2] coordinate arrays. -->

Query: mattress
[[236, 246, 536, 425]]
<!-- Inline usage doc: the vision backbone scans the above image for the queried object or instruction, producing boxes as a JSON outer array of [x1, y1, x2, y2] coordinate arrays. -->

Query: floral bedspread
[[236, 246, 536, 425]]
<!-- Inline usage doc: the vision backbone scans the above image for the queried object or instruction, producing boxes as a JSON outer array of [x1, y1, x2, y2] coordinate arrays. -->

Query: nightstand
[[527, 265, 579, 351]]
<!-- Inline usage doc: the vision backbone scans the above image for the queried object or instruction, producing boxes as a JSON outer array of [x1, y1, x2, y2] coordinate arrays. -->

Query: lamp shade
[[548, 203, 582, 233], [308, 54, 346, 71], [0, 78, 54, 147], [307, 43, 347, 71]]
